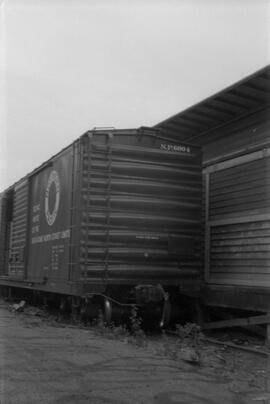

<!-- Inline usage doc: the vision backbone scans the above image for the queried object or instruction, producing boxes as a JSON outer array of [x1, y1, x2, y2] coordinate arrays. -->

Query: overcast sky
[[0, 0, 269, 190]]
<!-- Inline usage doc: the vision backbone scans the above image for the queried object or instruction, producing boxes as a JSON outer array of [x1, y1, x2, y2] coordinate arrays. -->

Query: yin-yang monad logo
[[45, 170, 60, 226]]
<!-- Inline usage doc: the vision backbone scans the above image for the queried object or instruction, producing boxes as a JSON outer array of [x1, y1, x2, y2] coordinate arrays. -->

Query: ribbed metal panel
[[209, 156, 270, 220], [78, 132, 202, 285], [207, 153, 270, 287], [209, 221, 270, 287], [8, 181, 28, 278]]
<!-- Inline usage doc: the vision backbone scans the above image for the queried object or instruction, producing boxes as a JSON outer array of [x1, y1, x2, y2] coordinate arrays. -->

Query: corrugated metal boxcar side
[[0, 128, 202, 301]]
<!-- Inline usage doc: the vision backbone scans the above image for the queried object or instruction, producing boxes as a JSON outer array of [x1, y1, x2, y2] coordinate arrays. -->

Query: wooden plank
[[211, 252, 270, 259], [211, 245, 270, 253], [202, 337, 268, 356], [210, 210, 270, 222], [210, 155, 269, 178], [203, 314, 270, 330], [210, 164, 270, 188], [210, 209, 270, 223], [210, 171, 270, 193], [204, 137, 270, 168], [211, 181, 270, 201], [210, 266, 270, 275], [210, 193, 270, 210], [212, 221, 270, 233], [203, 283, 270, 311], [212, 237, 270, 246], [208, 213, 270, 226], [210, 200, 270, 216], [210, 258, 270, 267], [210, 211, 270, 224], [210, 181, 270, 202], [212, 229, 270, 239], [210, 153, 270, 176], [207, 275, 270, 288], [210, 187, 270, 207], [204, 146, 270, 174], [210, 184, 270, 203], [166, 331, 269, 356]]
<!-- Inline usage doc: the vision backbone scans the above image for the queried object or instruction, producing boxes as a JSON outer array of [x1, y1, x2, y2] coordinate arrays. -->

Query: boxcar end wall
[[0, 129, 202, 303]]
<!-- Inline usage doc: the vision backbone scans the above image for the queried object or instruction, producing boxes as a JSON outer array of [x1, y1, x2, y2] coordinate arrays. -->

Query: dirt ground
[[0, 300, 269, 404]]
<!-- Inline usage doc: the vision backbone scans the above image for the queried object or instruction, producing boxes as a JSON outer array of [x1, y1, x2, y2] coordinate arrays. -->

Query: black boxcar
[[0, 128, 202, 323]]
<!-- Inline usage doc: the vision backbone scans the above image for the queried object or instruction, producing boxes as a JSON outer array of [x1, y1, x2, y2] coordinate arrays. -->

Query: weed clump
[[129, 305, 147, 347], [176, 322, 203, 348], [175, 323, 203, 365], [92, 305, 147, 347], [158, 323, 203, 365]]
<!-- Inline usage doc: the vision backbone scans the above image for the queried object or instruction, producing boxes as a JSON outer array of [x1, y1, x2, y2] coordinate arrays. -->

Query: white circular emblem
[[45, 170, 60, 226]]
